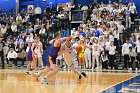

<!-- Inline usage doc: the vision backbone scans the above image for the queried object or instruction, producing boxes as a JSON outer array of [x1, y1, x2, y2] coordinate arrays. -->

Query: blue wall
[[0, 0, 16, 12], [57, 0, 71, 3]]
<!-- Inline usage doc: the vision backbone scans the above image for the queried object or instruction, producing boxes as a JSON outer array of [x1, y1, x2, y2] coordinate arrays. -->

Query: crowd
[[0, 0, 140, 72], [68, 0, 140, 71]]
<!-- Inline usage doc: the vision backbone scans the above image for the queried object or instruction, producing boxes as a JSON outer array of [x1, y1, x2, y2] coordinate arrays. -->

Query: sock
[[43, 75, 47, 79]]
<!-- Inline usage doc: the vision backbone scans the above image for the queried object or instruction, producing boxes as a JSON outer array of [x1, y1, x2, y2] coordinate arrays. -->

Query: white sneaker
[[128, 68, 132, 72], [135, 68, 138, 72], [41, 78, 48, 84], [26, 71, 32, 75], [96, 67, 99, 70], [63, 66, 66, 69], [34, 72, 40, 77]]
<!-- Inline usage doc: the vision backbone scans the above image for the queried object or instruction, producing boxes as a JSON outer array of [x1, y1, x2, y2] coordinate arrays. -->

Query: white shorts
[[73, 54, 78, 67]]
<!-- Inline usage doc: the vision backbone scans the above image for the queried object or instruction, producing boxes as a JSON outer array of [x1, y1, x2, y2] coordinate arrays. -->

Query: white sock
[[43, 75, 47, 79]]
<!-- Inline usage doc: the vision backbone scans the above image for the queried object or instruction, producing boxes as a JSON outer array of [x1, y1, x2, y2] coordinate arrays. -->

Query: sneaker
[[128, 68, 132, 72], [26, 71, 32, 75], [34, 72, 40, 77], [30, 68, 34, 71], [12, 65, 17, 69], [41, 78, 48, 84], [135, 68, 138, 72], [63, 66, 66, 69], [20, 66, 24, 69], [40, 68, 45, 70], [78, 74, 82, 80], [81, 72, 88, 78]]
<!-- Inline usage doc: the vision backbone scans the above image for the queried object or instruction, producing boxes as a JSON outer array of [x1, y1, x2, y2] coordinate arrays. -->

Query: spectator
[[0, 24, 7, 35], [84, 38, 92, 69], [128, 46, 137, 72], [100, 49, 108, 70], [92, 39, 102, 70], [7, 48, 18, 67], [16, 13, 22, 24], [39, 24, 46, 35], [108, 41, 116, 70], [122, 39, 132, 70], [17, 48, 26, 67], [135, 37, 140, 72]]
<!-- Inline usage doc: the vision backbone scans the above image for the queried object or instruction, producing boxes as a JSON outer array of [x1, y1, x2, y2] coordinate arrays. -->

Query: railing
[[71, 9, 91, 22]]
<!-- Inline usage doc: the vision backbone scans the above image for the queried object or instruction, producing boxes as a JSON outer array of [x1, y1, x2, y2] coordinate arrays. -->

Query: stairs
[[115, 51, 124, 69]]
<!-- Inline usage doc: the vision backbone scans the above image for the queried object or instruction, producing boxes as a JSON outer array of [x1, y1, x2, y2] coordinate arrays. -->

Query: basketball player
[[26, 41, 34, 75], [34, 33, 71, 84], [32, 36, 44, 70], [61, 38, 88, 80]]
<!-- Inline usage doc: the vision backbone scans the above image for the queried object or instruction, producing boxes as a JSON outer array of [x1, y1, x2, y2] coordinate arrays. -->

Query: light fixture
[[43, 0, 46, 2]]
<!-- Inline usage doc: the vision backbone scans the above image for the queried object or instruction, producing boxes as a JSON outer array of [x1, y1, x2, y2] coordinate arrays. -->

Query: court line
[[99, 75, 140, 93]]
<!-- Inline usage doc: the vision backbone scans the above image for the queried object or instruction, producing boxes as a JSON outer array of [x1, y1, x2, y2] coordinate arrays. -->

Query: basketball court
[[0, 69, 139, 93]]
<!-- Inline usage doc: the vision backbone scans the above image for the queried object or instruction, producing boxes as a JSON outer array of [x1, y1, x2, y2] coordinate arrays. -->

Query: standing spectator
[[122, 39, 132, 69], [135, 37, 140, 72], [17, 35, 24, 49], [0, 24, 7, 35], [128, 47, 137, 72], [113, 25, 119, 50], [84, 38, 92, 69], [130, 2, 137, 22], [3, 42, 9, 66], [11, 21, 17, 33], [26, 33, 34, 43], [39, 24, 46, 35], [16, 13, 22, 25], [108, 41, 116, 70], [81, 4, 88, 21], [64, 4, 70, 12], [125, 5, 131, 28], [92, 39, 102, 70]]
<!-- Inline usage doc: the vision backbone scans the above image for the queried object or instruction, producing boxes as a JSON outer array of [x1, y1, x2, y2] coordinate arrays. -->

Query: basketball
[[75, 45, 82, 53]]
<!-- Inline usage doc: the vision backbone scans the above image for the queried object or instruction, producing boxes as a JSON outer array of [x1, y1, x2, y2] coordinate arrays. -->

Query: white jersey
[[34, 42, 43, 58], [34, 42, 42, 53], [92, 43, 102, 56], [63, 42, 77, 66]]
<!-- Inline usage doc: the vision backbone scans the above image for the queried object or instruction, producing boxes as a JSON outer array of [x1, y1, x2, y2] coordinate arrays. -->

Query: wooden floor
[[0, 69, 137, 93]]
